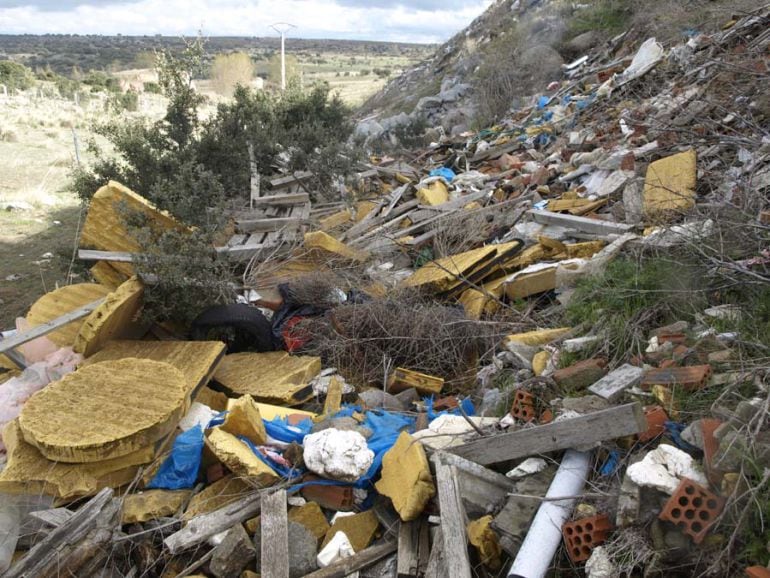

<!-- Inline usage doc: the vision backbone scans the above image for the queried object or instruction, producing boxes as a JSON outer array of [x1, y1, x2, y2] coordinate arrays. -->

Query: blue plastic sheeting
[[536, 95, 550, 109], [264, 415, 314, 444], [429, 167, 456, 182], [600, 450, 621, 476], [533, 200, 549, 210], [665, 421, 699, 453], [147, 425, 205, 490]]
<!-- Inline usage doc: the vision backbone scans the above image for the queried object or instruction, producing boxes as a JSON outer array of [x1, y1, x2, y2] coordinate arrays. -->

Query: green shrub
[[567, 0, 632, 38], [0, 60, 36, 93], [143, 81, 161, 94]]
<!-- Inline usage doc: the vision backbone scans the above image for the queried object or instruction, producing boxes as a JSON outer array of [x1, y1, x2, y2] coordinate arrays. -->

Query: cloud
[[0, 0, 493, 43]]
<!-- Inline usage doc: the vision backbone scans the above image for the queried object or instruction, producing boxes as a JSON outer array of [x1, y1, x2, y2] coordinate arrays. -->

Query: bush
[[143, 81, 161, 94], [0, 60, 36, 93], [210, 52, 254, 96]]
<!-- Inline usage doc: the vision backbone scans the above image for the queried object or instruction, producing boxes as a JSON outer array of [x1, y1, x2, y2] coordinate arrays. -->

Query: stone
[[412, 414, 498, 450], [288, 502, 330, 542], [552, 358, 608, 390], [358, 389, 405, 411], [320, 510, 379, 553], [205, 428, 279, 487], [210, 524, 256, 578], [183, 475, 252, 519], [221, 395, 267, 446], [317, 530, 355, 567], [650, 321, 690, 339], [288, 521, 319, 577], [311, 416, 372, 439], [560, 395, 610, 414], [565, 30, 599, 54], [585, 545, 616, 578], [627, 444, 708, 494], [375, 431, 435, 521], [18, 358, 186, 463], [303, 429, 374, 482], [121, 490, 191, 524]]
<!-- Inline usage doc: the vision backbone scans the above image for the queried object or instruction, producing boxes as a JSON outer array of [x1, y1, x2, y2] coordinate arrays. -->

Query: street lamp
[[269, 22, 296, 91]]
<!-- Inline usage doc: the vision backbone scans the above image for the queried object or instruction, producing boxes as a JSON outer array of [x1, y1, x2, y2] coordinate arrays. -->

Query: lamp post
[[269, 22, 296, 90]]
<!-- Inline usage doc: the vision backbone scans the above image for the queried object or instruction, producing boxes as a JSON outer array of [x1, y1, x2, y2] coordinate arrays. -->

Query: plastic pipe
[[508, 450, 592, 578]]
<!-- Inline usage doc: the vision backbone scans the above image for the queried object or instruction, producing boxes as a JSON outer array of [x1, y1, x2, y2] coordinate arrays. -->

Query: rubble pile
[[1, 8, 769, 578]]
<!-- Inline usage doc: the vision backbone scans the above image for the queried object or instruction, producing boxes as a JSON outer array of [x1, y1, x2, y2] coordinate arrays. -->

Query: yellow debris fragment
[[214, 351, 321, 406], [402, 245, 499, 292], [532, 351, 551, 376], [320, 510, 379, 552], [387, 368, 444, 396], [73, 276, 145, 357], [19, 358, 187, 463], [183, 474, 253, 519], [194, 386, 230, 412], [643, 150, 697, 216], [25, 283, 112, 347], [353, 200, 378, 222], [416, 180, 449, 206], [121, 490, 192, 524], [467, 515, 502, 570], [323, 376, 343, 416], [0, 420, 154, 499], [253, 403, 316, 422], [289, 502, 331, 542], [459, 288, 488, 320], [320, 209, 352, 231], [221, 395, 267, 446], [304, 231, 369, 262], [504, 265, 557, 300], [375, 431, 436, 521], [504, 327, 571, 347], [205, 428, 278, 487]]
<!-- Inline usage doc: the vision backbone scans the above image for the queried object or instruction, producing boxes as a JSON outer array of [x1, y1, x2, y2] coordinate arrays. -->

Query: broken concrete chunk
[[288, 521, 319, 577], [205, 428, 279, 487], [588, 363, 645, 402], [320, 510, 379, 553], [303, 429, 374, 483], [214, 351, 321, 405], [627, 444, 708, 494], [179, 402, 219, 432], [121, 490, 191, 524], [317, 531, 355, 567], [358, 389, 406, 411], [643, 150, 697, 216], [210, 524, 256, 578], [221, 395, 267, 446], [413, 414, 498, 450], [375, 431, 435, 521], [506, 458, 548, 479], [18, 358, 186, 463]]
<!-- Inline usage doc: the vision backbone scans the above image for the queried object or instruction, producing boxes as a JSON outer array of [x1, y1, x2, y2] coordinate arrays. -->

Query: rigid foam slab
[[19, 358, 187, 463], [0, 419, 155, 499], [25, 283, 112, 347]]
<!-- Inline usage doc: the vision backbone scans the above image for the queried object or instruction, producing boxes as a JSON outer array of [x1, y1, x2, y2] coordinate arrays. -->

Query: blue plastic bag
[[536, 95, 550, 109], [264, 415, 314, 444], [429, 167, 456, 182], [147, 425, 205, 490]]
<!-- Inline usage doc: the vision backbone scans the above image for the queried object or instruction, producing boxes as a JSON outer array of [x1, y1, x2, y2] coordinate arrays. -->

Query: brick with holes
[[562, 513, 613, 563], [659, 478, 725, 543]]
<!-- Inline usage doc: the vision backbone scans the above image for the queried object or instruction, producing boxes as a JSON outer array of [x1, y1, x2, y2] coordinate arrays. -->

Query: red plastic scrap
[[659, 478, 725, 544], [562, 514, 613, 563], [641, 365, 712, 391]]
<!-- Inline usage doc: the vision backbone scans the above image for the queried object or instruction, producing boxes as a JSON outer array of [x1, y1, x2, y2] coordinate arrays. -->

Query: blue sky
[[0, 0, 495, 43]]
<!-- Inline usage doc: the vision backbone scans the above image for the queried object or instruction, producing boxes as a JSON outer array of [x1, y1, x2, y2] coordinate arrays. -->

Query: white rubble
[[586, 546, 616, 578], [178, 402, 218, 432], [303, 429, 374, 483], [412, 414, 498, 450], [627, 444, 708, 494], [506, 458, 548, 479], [317, 531, 356, 568]]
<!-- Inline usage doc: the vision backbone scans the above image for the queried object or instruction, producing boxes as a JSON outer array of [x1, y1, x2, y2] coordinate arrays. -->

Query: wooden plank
[[381, 184, 408, 219], [424, 528, 446, 578], [432, 452, 513, 515], [78, 249, 136, 262], [4, 488, 114, 578], [0, 298, 105, 355], [269, 171, 313, 190], [261, 489, 289, 578], [450, 403, 647, 466], [248, 142, 261, 208], [397, 518, 430, 578], [435, 462, 471, 578], [526, 209, 635, 235], [588, 363, 645, 402], [164, 492, 262, 554], [344, 198, 419, 242], [304, 541, 397, 578], [237, 217, 302, 234], [227, 234, 248, 247], [29, 507, 75, 528]]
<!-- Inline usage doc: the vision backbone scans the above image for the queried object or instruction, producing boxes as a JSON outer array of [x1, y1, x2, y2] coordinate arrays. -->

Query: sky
[[0, 0, 495, 43]]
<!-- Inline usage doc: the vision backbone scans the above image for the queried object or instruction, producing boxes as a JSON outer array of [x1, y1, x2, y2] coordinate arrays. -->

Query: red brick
[[659, 333, 687, 345], [562, 514, 612, 563], [641, 365, 712, 391], [511, 390, 537, 423], [659, 478, 725, 544], [638, 405, 668, 443], [432, 396, 459, 412], [553, 358, 608, 390], [746, 567, 770, 578], [301, 476, 355, 511]]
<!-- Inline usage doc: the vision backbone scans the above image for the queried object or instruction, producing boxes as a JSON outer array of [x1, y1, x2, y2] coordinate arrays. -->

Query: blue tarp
[[147, 425, 205, 490], [429, 167, 456, 182]]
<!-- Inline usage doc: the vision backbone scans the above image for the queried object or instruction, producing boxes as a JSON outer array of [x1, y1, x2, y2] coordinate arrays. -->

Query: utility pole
[[269, 22, 296, 91]]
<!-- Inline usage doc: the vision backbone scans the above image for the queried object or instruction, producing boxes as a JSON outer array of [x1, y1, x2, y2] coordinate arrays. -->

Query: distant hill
[[0, 34, 435, 75]]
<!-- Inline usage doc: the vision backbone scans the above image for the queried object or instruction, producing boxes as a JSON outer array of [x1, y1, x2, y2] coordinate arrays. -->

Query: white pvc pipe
[[508, 450, 592, 578]]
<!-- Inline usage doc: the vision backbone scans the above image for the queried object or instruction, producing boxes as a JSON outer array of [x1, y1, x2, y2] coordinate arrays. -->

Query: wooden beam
[[435, 462, 471, 578], [431, 452, 513, 516], [397, 518, 430, 578], [0, 298, 105, 355], [237, 217, 302, 234], [78, 249, 136, 262], [164, 492, 262, 554], [304, 541, 397, 578], [250, 192, 310, 206], [450, 403, 647, 466], [269, 171, 313, 190], [526, 209, 635, 236], [424, 528, 446, 578], [261, 489, 289, 578]]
